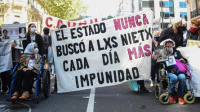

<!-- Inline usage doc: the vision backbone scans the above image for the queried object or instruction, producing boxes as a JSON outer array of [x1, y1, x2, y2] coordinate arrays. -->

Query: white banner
[[177, 46, 200, 97], [1, 23, 26, 41], [42, 14, 101, 29], [0, 41, 12, 73], [51, 10, 153, 93]]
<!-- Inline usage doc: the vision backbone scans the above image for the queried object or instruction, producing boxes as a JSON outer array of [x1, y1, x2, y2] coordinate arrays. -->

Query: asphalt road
[[0, 79, 200, 112]]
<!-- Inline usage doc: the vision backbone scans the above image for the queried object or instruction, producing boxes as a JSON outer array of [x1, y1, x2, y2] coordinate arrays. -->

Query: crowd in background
[[0, 17, 200, 103]]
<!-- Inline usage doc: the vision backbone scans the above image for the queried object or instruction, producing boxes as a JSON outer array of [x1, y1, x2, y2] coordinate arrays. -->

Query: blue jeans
[[168, 73, 186, 97]]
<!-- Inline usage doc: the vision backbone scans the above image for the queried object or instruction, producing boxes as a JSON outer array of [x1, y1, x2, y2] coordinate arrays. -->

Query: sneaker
[[178, 96, 185, 105], [51, 89, 57, 94], [140, 87, 149, 93], [169, 94, 176, 103]]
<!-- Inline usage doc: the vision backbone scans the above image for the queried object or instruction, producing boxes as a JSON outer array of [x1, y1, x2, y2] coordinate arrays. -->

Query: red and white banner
[[42, 14, 101, 29]]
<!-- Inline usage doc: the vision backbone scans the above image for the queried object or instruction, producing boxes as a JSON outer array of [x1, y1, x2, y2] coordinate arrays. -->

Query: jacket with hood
[[158, 27, 183, 48], [18, 43, 42, 74], [23, 33, 45, 56]]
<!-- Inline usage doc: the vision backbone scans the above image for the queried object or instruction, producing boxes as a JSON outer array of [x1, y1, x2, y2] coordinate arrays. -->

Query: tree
[[0, 18, 4, 25], [37, 0, 87, 20]]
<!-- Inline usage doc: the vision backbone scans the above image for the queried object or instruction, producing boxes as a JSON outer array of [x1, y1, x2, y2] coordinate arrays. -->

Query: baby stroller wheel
[[155, 84, 161, 99], [184, 93, 195, 104], [159, 93, 169, 105]]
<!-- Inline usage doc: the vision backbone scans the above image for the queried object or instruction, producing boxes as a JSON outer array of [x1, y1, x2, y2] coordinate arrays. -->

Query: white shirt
[[30, 34, 36, 42]]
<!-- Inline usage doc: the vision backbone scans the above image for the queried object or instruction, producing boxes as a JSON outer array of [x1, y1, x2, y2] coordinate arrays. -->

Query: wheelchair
[[154, 62, 195, 105], [8, 56, 50, 104]]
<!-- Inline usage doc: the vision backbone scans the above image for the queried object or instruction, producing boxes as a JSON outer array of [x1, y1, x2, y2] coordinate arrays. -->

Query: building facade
[[118, 0, 187, 29], [186, 0, 200, 28], [141, 0, 187, 28], [0, 0, 44, 33]]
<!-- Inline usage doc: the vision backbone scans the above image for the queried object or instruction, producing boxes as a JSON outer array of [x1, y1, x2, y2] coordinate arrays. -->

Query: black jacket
[[22, 33, 45, 56], [158, 27, 183, 49], [186, 30, 198, 40]]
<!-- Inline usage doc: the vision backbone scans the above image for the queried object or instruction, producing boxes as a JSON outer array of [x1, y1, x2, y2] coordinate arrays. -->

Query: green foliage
[[37, 0, 87, 20], [107, 15, 114, 19], [0, 18, 4, 25]]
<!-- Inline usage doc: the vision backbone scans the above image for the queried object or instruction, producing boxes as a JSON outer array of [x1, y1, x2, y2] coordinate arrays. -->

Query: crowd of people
[[0, 17, 200, 104], [135, 17, 200, 105]]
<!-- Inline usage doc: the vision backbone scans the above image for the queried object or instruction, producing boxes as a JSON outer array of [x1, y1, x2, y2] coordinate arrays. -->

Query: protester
[[187, 18, 200, 40], [158, 18, 183, 48], [186, 18, 200, 48], [42, 27, 52, 70], [137, 80, 149, 93], [51, 23, 67, 94], [153, 39, 187, 105], [42, 27, 52, 56], [23, 23, 45, 56], [150, 31, 160, 86], [0, 27, 12, 94], [11, 43, 42, 100], [0, 71, 11, 94]]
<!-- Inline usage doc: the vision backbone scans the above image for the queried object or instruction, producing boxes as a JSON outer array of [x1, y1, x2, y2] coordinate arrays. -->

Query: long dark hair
[[27, 23, 35, 35]]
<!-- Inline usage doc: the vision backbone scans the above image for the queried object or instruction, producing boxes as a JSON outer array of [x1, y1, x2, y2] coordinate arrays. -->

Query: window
[[0, 8, 4, 12], [161, 23, 170, 29], [180, 12, 187, 18], [160, 12, 174, 18], [14, 15, 20, 18], [142, 1, 154, 7], [179, 2, 187, 8], [160, 1, 173, 7]]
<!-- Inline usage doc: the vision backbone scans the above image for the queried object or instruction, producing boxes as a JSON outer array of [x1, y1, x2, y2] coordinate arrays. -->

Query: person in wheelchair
[[154, 39, 188, 105], [11, 43, 42, 100]]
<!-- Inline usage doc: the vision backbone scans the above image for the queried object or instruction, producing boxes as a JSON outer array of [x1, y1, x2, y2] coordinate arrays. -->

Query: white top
[[30, 34, 36, 42]]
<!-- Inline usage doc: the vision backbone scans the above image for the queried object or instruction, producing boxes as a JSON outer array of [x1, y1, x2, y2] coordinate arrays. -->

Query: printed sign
[[166, 56, 176, 67], [152, 18, 160, 34], [51, 10, 153, 93], [28, 59, 35, 67], [186, 40, 200, 47], [155, 45, 168, 63], [1, 23, 26, 41]]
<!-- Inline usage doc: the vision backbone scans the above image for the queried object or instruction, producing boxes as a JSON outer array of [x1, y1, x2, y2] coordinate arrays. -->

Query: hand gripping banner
[[51, 10, 153, 93]]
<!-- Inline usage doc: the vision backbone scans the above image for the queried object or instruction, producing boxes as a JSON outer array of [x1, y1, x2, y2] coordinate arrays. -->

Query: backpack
[[172, 59, 191, 75]]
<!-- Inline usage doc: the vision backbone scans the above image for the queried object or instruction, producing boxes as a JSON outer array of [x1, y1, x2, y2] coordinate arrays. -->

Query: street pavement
[[0, 79, 200, 112]]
